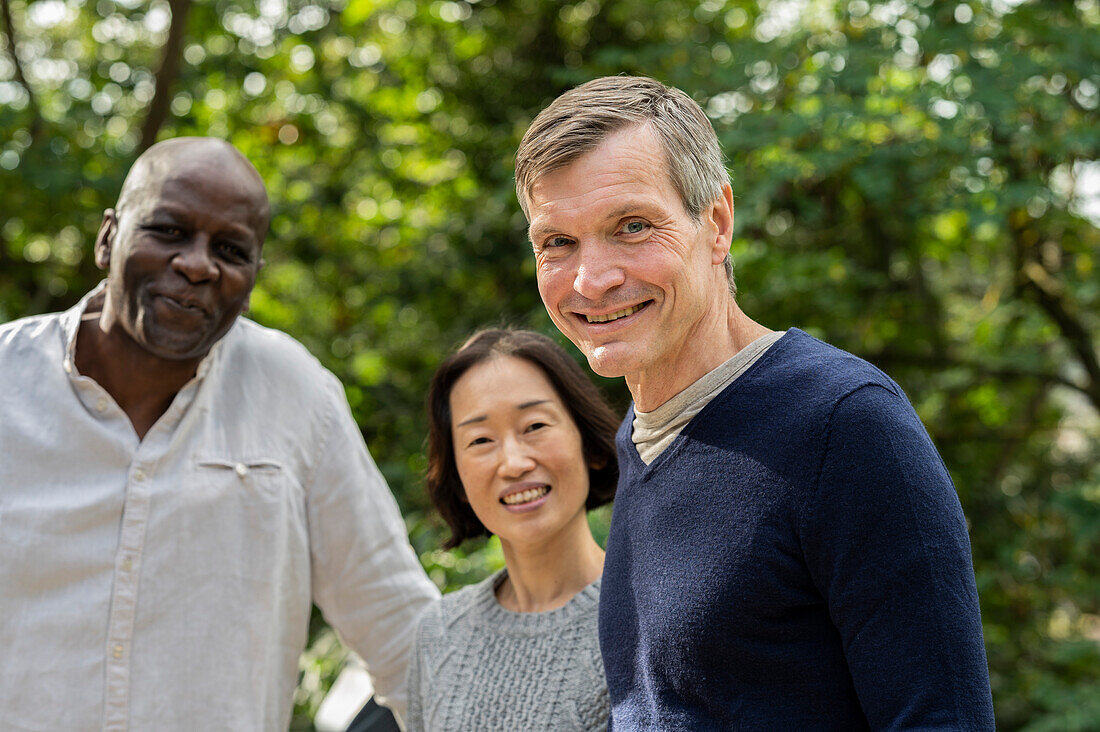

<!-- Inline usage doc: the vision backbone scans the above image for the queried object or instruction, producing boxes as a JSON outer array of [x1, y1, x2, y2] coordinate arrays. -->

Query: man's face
[[97, 157, 265, 361], [526, 125, 730, 383]]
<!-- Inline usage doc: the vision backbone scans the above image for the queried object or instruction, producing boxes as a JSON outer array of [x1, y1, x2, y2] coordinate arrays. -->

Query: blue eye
[[623, 221, 646, 234], [544, 236, 573, 249]]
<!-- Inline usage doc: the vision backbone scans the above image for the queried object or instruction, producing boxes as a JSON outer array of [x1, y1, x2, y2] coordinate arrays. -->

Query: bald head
[[118, 137, 270, 241], [91, 136, 272, 363]]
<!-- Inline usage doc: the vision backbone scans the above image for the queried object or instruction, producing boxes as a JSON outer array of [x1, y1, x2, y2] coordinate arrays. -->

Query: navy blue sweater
[[599, 330, 994, 730]]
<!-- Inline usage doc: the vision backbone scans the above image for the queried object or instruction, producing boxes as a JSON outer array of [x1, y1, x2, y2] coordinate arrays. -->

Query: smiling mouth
[[158, 294, 206, 314], [585, 302, 648, 324], [501, 486, 550, 505]]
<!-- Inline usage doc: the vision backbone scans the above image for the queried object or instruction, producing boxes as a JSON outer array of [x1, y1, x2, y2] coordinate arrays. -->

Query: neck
[[74, 298, 205, 440], [496, 514, 605, 613], [627, 298, 771, 412]]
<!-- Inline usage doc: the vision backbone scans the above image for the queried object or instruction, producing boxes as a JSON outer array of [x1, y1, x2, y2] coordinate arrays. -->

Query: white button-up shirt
[[0, 287, 439, 731]]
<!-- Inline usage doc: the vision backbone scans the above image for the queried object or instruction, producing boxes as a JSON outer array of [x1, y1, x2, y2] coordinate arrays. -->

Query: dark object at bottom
[[345, 696, 399, 732]]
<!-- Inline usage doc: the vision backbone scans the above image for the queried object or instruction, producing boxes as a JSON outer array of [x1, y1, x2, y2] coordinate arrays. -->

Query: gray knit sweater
[[404, 569, 609, 731]]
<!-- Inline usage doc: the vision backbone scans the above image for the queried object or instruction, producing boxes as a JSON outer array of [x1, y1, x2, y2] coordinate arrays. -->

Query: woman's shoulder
[[435, 569, 506, 625], [411, 570, 501, 665]]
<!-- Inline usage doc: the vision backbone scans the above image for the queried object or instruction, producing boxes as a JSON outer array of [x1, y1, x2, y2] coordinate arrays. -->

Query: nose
[[172, 236, 219, 283], [498, 435, 536, 478], [572, 241, 625, 300]]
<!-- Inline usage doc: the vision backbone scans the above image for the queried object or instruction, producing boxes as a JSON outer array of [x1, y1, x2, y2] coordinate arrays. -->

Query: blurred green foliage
[[2, 0, 1099, 728]]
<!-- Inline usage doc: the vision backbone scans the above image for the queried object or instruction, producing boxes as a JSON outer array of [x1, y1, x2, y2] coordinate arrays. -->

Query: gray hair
[[515, 75, 735, 295]]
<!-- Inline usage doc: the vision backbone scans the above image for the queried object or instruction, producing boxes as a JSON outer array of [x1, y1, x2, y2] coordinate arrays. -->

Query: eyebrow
[[455, 399, 551, 428], [145, 206, 257, 242], [527, 223, 559, 243], [607, 202, 655, 220]]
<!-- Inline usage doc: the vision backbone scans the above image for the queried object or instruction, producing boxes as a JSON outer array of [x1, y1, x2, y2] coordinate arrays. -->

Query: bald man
[[0, 138, 438, 730]]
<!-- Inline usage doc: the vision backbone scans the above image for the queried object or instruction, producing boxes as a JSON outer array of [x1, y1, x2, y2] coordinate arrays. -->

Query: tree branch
[[989, 386, 1049, 491], [138, 0, 192, 153], [1017, 260, 1100, 411], [1, 0, 42, 139], [866, 349, 1093, 401], [990, 114, 1100, 413]]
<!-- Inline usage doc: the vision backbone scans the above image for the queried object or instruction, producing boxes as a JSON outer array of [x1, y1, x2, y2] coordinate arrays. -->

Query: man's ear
[[708, 182, 735, 266], [94, 210, 117, 271]]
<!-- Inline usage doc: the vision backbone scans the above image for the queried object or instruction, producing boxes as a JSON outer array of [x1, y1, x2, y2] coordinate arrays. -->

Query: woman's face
[[449, 355, 591, 550]]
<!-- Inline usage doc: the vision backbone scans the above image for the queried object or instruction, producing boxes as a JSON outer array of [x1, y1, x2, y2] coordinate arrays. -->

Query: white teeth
[[586, 304, 643, 323], [502, 486, 549, 505]]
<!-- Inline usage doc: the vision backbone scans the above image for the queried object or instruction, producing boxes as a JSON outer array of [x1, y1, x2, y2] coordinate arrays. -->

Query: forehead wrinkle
[[118, 138, 270, 239], [124, 180, 263, 247], [528, 130, 679, 240]]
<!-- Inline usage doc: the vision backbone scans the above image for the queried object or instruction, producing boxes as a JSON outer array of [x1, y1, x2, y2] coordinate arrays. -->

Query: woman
[[405, 329, 619, 731]]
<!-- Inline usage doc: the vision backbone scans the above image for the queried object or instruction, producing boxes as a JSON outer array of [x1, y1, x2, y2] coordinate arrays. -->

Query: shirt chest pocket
[[188, 457, 306, 523], [196, 458, 289, 488], [182, 457, 309, 580]]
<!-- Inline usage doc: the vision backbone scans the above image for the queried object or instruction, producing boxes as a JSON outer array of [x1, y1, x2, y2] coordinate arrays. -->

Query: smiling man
[[516, 77, 995, 730], [0, 138, 438, 730]]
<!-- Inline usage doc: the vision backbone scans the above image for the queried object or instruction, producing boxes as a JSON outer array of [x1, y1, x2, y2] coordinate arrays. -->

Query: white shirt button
[[133, 469, 146, 482], [95, 397, 108, 412], [235, 463, 248, 478], [112, 644, 123, 659], [121, 557, 133, 572]]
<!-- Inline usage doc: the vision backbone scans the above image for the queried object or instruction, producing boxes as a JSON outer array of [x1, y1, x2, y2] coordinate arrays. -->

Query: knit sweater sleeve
[[403, 599, 441, 732], [801, 383, 994, 730]]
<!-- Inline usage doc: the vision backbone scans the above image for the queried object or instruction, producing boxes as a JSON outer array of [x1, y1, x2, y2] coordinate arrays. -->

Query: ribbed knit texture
[[406, 570, 608, 731], [601, 328, 994, 730]]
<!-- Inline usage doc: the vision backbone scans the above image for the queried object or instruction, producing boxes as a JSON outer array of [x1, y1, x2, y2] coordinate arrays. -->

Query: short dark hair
[[426, 329, 620, 549]]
